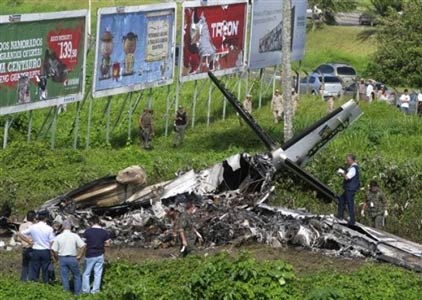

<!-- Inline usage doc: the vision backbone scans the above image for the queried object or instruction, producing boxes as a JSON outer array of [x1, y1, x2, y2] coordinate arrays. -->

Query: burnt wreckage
[[3, 72, 421, 272]]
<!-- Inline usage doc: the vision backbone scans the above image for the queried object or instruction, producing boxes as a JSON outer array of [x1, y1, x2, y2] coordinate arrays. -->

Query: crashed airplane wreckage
[[5, 72, 420, 272]]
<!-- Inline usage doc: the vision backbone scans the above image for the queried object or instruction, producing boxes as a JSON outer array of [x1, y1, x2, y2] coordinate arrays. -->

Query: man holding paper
[[336, 154, 360, 225]]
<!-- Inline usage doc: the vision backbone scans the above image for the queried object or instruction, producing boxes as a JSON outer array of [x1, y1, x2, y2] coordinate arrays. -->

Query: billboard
[[93, 4, 176, 98], [248, 0, 307, 70], [180, 0, 247, 82], [0, 10, 88, 115]]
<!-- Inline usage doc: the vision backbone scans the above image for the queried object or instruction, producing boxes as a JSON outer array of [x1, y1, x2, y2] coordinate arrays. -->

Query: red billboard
[[180, 0, 247, 82]]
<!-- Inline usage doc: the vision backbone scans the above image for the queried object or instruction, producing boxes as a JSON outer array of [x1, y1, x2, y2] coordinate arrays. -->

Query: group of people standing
[[242, 88, 299, 124], [139, 105, 187, 149], [18, 213, 111, 295]]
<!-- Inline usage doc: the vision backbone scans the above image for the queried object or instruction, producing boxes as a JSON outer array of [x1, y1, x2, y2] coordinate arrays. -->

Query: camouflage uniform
[[365, 190, 386, 229], [177, 211, 197, 256]]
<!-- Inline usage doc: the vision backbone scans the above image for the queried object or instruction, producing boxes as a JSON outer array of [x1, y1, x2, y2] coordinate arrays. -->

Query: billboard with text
[[93, 3, 176, 98], [180, 0, 247, 82], [0, 10, 87, 115], [249, 0, 307, 70]]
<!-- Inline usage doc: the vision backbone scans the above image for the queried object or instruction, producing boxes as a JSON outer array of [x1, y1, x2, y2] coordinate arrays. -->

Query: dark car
[[359, 12, 378, 26]]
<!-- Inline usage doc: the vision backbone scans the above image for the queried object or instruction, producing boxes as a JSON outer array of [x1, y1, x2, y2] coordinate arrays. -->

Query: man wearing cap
[[271, 89, 283, 123], [18, 210, 55, 283], [51, 220, 86, 295], [139, 108, 154, 149], [363, 181, 387, 229], [18, 210, 36, 281], [173, 105, 188, 147], [177, 202, 202, 257], [243, 94, 253, 114]]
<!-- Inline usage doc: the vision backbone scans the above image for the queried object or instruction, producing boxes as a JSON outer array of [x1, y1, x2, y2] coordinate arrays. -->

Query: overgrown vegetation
[[367, 0, 422, 87], [0, 252, 420, 300]]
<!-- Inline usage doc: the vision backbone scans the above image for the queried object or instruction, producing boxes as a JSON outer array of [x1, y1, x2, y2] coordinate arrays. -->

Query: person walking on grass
[[18, 210, 36, 281], [51, 220, 86, 295], [173, 105, 188, 147], [139, 109, 154, 149], [271, 89, 283, 123], [82, 216, 111, 294], [336, 154, 360, 226], [18, 210, 54, 283]]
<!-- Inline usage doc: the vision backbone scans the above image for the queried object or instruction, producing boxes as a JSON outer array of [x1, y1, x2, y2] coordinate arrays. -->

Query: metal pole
[[191, 80, 198, 128], [86, 96, 93, 149], [127, 92, 133, 142], [73, 101, 81, 149], [175, 80, 181, 112], [238, 72, 242, 101], [164, 85, 171, 137], [147, 88, 153, 109], [106, 96, 112, 145], [207, 80, 213, 127], [3, 116, 10, 149], [258, 68, 264, 109], [50, 106, 58, 149], [27, 110, 33, 142]]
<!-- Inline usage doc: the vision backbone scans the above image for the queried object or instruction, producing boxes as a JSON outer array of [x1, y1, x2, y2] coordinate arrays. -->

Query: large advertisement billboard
[[248, 0, 307, 70], [0, 10, 88, 115], [93, 4, 176, 98], [180, 0, 247, 82]]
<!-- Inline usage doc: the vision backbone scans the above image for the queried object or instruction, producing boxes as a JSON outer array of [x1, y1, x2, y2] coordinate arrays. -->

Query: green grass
[[296, 26, 376, 74]]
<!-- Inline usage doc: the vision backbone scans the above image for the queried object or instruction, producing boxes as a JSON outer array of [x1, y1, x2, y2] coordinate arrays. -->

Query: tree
[[367, 0, 422, 87], [282, 0, 293, 141], [370, 0, 403, 17]]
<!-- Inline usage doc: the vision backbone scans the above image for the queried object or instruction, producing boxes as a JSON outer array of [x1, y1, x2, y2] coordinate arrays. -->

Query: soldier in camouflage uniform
[[364, 181, 387, 229], [177, 202, 202, 257]]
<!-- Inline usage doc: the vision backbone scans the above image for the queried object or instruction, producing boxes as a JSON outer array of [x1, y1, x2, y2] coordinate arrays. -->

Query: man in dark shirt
[[139, 109, 154, 149], [336, 154, 360, 225], [81, 216, 111, 294]]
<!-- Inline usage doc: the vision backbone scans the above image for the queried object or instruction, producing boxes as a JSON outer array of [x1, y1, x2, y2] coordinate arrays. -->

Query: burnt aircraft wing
[[208, 72, 362, 202]]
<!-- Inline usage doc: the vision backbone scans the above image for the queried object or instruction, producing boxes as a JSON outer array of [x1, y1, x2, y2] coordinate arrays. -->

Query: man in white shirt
[[271, 89, 283, 123], [51, 220, 86, 295], [400, 89, 410, 114], [18, 210, 36, 281], [337, 154, 361, 225], [366, 81, 374, 102], [18, 210, 55, 283]]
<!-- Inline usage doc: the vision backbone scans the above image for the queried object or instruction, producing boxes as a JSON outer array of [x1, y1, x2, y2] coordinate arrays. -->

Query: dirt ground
[[0, 242, 369, 277]]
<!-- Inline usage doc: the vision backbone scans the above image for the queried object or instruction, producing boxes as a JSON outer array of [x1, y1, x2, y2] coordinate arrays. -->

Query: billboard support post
[[222, 76, 227, 120], [27, 111, 33, 142], [207, 80, 213, 127], [175, 81, 181, 112], [147, 88, 153, 109], [258, 68, 264, 109], [73, 102, 81, 149], [127, 92, 134, 142], [86, 97, 93, 149], [164, 86, 172, 137], [191, 80, 198, 128], [111, 92, 130, 133], [50, 107, 58, 149], [105, 96, 112, 145], [238, 73, 242, 101], [2, 116, 10, 149]]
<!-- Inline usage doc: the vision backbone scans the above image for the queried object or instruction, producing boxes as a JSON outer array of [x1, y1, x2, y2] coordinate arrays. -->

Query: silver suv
[[299, 73, 343, 97], [313, 64, 357, 87]]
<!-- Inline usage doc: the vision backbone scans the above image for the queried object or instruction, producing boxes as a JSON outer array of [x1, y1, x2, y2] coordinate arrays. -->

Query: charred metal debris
[[1, 74, 421, 273]]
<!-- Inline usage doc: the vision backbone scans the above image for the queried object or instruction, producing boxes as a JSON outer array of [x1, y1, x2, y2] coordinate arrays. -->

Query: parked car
[[299, 73, 343, 97], [313, 64, 357, 87], [359, 12, 378, 26]]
